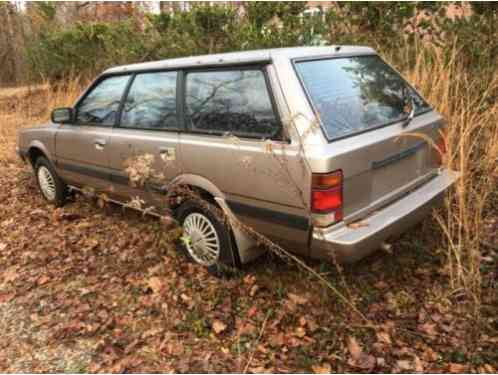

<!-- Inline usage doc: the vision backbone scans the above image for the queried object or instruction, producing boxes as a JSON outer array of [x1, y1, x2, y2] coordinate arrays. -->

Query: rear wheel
[[34, 156, 67, 207], [176, 200, 240, 275]]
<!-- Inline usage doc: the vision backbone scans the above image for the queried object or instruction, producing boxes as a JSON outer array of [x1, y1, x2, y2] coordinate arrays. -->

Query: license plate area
[[371, 143, 427, 200]]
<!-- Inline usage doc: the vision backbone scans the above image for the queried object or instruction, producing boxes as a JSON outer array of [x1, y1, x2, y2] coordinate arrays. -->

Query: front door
[[55, 74, 131, 193], [55, 125, 113, 191]]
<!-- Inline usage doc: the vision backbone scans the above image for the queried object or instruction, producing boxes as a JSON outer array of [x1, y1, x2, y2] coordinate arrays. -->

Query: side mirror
[[51, 107, 74, 124]]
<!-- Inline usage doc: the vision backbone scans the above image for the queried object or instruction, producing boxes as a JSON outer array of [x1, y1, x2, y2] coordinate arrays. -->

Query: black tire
[[176, 199, 241, 275], [34, 156, 68, 207]]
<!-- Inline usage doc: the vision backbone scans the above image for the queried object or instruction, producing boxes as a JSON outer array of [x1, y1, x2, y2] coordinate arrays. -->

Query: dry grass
[[397, 44, 498, 309], [0, 84, 49, 101], [0, 78, 86, 163]]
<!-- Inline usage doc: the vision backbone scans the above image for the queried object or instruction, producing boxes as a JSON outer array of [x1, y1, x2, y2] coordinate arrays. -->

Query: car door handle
[[95, 139, 106, 150]]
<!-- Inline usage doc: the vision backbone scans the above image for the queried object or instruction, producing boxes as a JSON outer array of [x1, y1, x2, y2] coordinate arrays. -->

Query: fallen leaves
[[212, 320, 227, 335], [0, 159, 496, 373], [294, 326, 306, 338], [478, 364, 496, 373], [448, 363, 467, 373], [287, 292, 308, 305], [312, 362, 331, 374], [52, 208, 81, 222], [414, 355, 424, 372], [347, 220, 369, 229], [268, 333, 285, 348], [396, 359, 413, 371], [247, 305, 258, 318], [249, 284, 259, 297], [161, 340, 185, 357], [147, 276, 163, 294], [2, 267, 18, 283], [237, 321, 257, 336], [374, 280, 389, 290], [0, 292, 14, 304], [347, 336, 376, 371], [418, 322, 438, 337], [376, 331, 392, 345], [37, 275, 50, 286], [420, 346, 440, 362]]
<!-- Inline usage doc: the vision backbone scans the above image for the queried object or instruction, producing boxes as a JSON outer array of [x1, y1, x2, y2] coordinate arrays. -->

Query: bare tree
[[0, 2, 25, 86]]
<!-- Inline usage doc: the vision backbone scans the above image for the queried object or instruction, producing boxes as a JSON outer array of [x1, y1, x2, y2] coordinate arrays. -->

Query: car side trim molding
[[58, 161, 309, 231], [372, 140, 426, 170], [58, 162, 109, 180], [58, 161, 169, 193], [226, 200, 309, 231]]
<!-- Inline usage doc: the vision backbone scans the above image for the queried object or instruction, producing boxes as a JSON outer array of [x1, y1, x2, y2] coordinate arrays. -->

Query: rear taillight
[[311, 170, 343, 225]]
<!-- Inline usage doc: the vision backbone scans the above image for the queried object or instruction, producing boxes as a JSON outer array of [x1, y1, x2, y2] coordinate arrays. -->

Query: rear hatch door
[[295, 54, 442, 219]]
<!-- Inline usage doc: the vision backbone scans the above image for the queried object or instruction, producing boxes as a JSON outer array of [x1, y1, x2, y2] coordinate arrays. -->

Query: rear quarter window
[[120, 71, 178, 130], [295, 55, 430, 141]]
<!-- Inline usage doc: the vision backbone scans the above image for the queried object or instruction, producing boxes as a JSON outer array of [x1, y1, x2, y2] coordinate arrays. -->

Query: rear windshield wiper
[[401, 92, 415, 128]]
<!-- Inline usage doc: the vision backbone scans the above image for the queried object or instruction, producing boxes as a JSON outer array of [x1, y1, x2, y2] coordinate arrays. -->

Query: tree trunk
[[0, 3, 18, 85]]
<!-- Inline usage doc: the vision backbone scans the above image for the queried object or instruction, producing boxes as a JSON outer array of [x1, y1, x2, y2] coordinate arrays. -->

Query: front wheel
[[35, 156, 68, 207], [176, 200, 240, 274]]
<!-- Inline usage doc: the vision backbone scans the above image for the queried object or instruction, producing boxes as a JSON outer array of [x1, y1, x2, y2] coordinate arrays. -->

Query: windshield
[[295, 55, 431, 141]]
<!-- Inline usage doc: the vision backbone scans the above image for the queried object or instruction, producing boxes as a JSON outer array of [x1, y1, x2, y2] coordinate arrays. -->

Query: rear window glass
[[121, 71, 177, 130], [295, 55, 430, 141]]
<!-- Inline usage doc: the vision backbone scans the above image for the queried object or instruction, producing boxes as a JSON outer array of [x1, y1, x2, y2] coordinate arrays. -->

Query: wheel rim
[[182, 212, 220, 266], [37, 166, 56, 201]]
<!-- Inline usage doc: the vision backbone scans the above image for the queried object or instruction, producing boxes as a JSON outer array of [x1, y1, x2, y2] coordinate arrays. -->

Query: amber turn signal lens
[[312, 170, 343, 190]]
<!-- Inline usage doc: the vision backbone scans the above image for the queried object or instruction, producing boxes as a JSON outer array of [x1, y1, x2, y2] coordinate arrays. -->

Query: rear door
[[55, 75, 131, 192], [180, 66, 310, 251], [107, 70, 181, 211]]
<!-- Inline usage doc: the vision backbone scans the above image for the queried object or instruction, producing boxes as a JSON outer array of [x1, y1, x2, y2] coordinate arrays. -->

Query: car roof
[[103, 45, 376, 74]]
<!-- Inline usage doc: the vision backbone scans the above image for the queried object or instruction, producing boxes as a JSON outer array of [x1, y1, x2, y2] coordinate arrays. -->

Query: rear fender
[[171, 174, 260, 264]]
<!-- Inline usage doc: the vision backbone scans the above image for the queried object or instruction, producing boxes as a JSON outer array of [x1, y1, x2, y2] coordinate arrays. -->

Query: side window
[[121, 71, 178, 130], [185, 69, 280, 138], [76, 75, 130, 126]]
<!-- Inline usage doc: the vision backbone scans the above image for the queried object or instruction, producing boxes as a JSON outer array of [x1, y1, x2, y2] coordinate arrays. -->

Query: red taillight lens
[[312, 188, 342, 212], [311, 170, 343, 221]]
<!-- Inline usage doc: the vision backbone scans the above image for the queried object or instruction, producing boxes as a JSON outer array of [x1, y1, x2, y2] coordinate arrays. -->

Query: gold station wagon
[[17, 46, 458, 271]]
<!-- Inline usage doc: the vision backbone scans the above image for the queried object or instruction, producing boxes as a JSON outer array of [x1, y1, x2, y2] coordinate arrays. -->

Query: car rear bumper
[[310, 169, 459, 263]]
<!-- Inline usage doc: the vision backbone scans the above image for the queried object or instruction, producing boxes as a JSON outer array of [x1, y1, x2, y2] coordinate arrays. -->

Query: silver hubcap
[[37, 166, 56, 201], [183, 213, 220, 266]]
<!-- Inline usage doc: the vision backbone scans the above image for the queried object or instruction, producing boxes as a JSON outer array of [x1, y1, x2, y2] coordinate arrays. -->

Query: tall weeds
[[0, 77, 85, 163], [396, 44, 498, 309]]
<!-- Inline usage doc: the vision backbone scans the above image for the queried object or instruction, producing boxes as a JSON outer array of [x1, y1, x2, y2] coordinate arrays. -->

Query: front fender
[[18, 123, 58, 164], [27, 140, 53, 162]]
